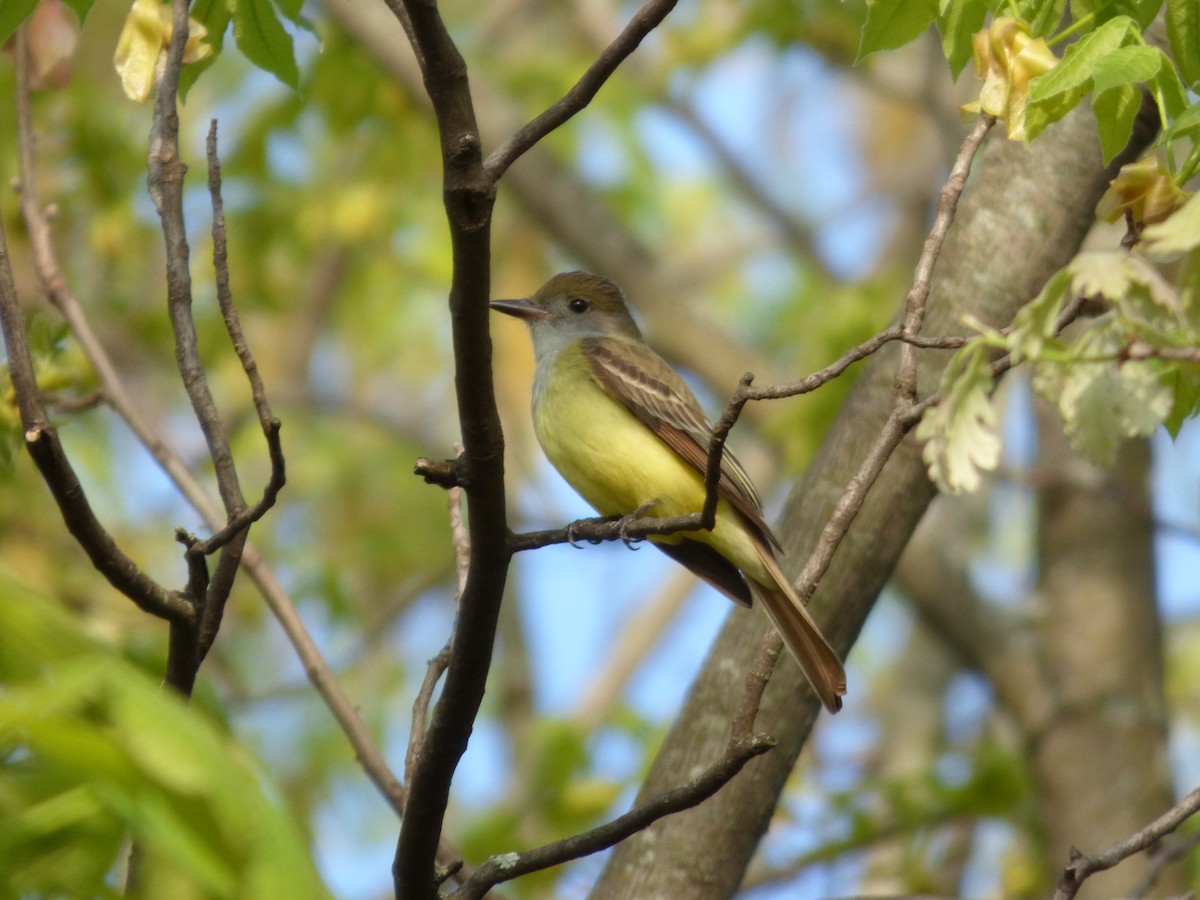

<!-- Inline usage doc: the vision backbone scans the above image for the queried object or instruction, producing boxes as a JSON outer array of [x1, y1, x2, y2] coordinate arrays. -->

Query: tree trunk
[[1032, 403, 1180, 897], [591, 100, 1159, 898]]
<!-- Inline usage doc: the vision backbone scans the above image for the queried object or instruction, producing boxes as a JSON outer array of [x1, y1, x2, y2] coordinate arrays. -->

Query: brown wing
[[581, 336, 782, 551]]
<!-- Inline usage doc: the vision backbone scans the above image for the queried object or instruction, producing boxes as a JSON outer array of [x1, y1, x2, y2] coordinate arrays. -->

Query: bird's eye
[[567, 297, 589, 314]]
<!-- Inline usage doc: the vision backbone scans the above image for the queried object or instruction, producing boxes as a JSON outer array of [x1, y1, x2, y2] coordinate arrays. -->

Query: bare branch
[[1053, 786, 1200, 900], [893, 114, 996, 402], [446, 632, 780, 899], [6, 26, 191, 625], [699, 371, 755, 527], [186, 121, 286, 562], [508, 510, 709, 553], [792, 402, 928, 604], [1131, 827, 1200, 898], [11, 12, 414, 863], [406, 482, 466, 787], [483, 0, 680, 180], [149, 0, 248, 521], [386, 0, 511, 895]]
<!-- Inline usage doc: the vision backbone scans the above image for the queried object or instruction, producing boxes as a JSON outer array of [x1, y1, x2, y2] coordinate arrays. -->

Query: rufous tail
[[751, 551, 846, 713]]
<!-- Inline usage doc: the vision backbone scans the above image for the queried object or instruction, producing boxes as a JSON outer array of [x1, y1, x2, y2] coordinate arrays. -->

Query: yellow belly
[[532, 356, 766, 581]]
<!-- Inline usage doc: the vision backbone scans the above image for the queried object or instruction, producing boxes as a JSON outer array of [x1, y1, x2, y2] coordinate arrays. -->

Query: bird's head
[[491, 271, 643, 350]]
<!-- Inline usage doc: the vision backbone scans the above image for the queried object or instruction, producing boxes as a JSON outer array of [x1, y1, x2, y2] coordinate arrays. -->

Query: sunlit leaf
[[857, 0, 939, 62], [917, 344, 1002, 493], [1009, 267, 1070, 362], [1142, 193, 1200, 257], [964, 17, 1059, 141], [937, 0, 987, 78], [231, 0, 299, 91], [0, 582, 332, 900], [1025, 15, 1133, 140], [1037, 323, 1173, 464], [1167, 0, 1200, 88], [1096, 155, 1191, 226], [113, 0, 213, 102]]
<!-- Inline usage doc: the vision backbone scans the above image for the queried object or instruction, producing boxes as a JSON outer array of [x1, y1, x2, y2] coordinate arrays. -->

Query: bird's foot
[[617, 500, 658, 549], [566, 519, 587, 548]]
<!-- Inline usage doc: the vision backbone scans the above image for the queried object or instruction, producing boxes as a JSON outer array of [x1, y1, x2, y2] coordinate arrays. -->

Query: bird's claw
[[566, 520, 584, 549], [617, 500, 657, 549]]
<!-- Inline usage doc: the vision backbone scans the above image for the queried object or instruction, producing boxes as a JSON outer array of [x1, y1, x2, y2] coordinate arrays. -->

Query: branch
[[149, 0, 248, 527], [794, 403, 929, 607], [386, 0, 511, 896], [5, 26, 192, 625], [446, 633, 780, 899], [893, 114, 996, 402], [483, 0, 680, 180], [759, 117, 995, 608], [1053, 785, 1200, 900], [10, 18, 418, 874], [187, 120, 285, 564]]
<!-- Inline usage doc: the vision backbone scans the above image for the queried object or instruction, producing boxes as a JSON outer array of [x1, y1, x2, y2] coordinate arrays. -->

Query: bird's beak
[[490, 298, 550, 320]]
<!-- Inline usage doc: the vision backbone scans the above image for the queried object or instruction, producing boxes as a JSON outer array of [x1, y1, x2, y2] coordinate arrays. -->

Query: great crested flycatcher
[[492, 271, 846, 712]]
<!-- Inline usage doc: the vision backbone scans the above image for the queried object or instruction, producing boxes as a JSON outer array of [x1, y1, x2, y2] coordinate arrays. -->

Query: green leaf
[[0, 581, 332, 900], [1160, 99, 1200, 144], [231, 0, 300, 90], [1027, 0, 1065, 37], [1086, 43, 1166, 162], [1131, 0, 1164, 29], [1037, 322, 1173, 464], [1070, 0, 1160, 28], [180, 0, 233, 101], [917, 343, 1002, 493], [1091, 44, 1162, 94], [0, 0, 38, 46], [1164, 365, 1200, 437], [59, 0, 95, 25], [937, 0, 987, 77], [1028, 16, 1133, 104], [1148, 60, 1192, 123], [1025, 16, 1137, 140], [1093, 82, 1142, 162], [1142, 192, 1200, 256], [1167, 0, 1200, 88], [1009, 267, 1071, 362], [857, 0, 939, 62], [1069, 250, 1133, 300]]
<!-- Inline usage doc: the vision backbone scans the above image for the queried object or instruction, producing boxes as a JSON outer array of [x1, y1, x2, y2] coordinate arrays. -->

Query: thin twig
[[446, 626, 780, 899], [893, 114, 996, 402], [149, 0, 247, 523], [1131, 827, 1200, 898], [508, 510, 710, 553], [188, 121, 286, 562], [1053, 785, 1200, 900], [483, 0, 679, 180], [793, 402, 929, 604], [406, 479, 468, 786], [699, 371, 754, 527], [10, 13, 427, 874]]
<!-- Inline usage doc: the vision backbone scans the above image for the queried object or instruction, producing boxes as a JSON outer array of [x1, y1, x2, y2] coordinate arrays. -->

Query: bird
[[491, 271, 846, 712]]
